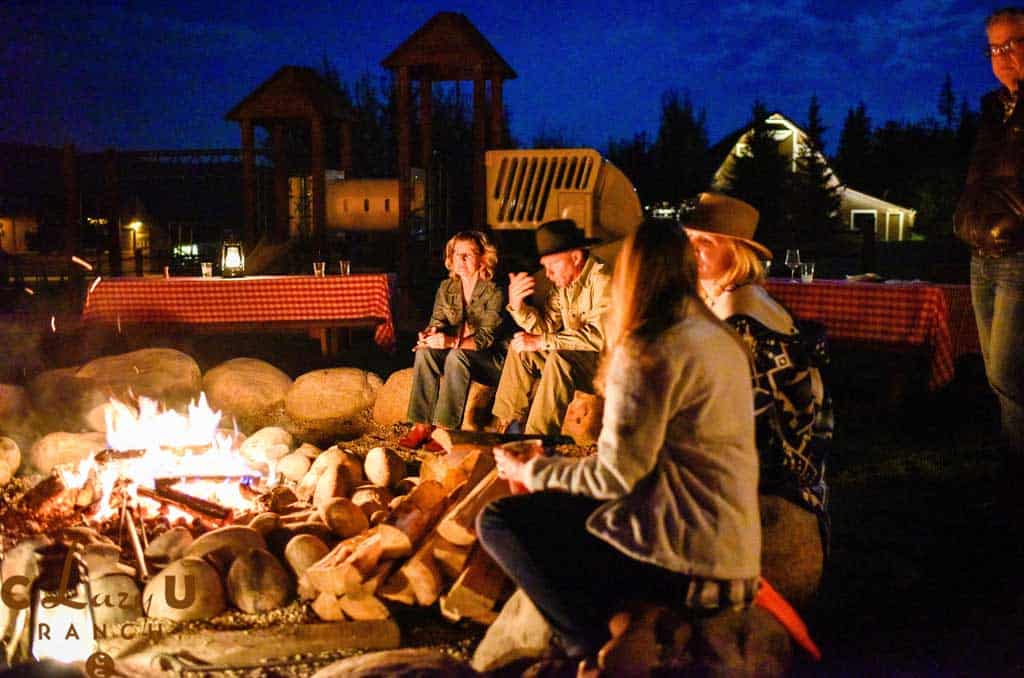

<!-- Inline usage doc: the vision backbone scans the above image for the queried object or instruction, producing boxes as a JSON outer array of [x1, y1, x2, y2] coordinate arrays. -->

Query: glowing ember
[[60, 393, 264, 522]]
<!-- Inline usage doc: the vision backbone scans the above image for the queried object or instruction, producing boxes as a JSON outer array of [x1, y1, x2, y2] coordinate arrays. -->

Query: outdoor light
[[220, 235, 245, 278], [128, 220, 142, 231], [29, 543, 97, 664]]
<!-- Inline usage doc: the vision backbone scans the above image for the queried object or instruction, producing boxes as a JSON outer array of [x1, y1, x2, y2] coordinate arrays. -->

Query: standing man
[[492, 219, 610, 435], [955, 7, 1024, 467]]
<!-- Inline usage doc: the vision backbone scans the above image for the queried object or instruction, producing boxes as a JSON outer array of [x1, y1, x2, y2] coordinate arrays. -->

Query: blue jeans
[[407, 348, 503, 429], [971, 252, 1024, 455]]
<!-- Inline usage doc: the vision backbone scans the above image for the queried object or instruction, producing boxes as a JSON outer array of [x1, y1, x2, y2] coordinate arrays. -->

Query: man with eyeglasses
[[955, 7, 1024, 486]]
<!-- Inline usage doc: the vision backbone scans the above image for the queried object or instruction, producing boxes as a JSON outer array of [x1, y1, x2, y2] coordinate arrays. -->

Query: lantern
[[220, 235, 245, 278], [29, 543, 97, 664]]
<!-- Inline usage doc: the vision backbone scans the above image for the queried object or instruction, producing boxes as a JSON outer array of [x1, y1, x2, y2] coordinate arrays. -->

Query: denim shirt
[[427, 277, 505, 351]]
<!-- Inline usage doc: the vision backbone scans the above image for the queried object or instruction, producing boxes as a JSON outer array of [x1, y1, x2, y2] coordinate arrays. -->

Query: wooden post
[[472, 76, 486, 228], [311, 115, 327, 254], [341, 120, 354, 177], [419, 79, 433, 173], [103, 149, 122, 276], [272, 122, 290, 241], [396, 66, 412, 313], [62, 143, 80, 257], [241, 120, 256, 244], [489, 78, 504, 149]]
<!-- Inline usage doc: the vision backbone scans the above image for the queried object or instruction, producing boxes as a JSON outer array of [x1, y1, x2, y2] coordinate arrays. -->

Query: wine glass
[[785, 249, 801, 282]]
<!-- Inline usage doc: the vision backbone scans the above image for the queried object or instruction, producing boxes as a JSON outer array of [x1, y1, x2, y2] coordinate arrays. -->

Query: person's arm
[[524, 343, 678, 499], [508, 285, 559, 335], [426, 282, 451, 331]]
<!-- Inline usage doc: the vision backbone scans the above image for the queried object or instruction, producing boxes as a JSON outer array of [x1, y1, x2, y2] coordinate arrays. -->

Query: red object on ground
[[399, 424, 435, 449], [754, 577, 821, 661]]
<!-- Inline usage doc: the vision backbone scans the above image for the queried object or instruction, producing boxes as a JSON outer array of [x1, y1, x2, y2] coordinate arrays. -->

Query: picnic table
[[764, 279, 976, 391], [81, 274, 396, 354]]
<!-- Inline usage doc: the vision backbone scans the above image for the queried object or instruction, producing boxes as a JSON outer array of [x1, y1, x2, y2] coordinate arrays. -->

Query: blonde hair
[[708, 237, 767, 296], [444, 230, 498, 280]]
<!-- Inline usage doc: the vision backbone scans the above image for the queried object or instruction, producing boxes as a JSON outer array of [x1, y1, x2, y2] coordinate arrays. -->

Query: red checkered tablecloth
[[935, 284, 981, 360], [765, 279, 954, 390], [82, 274, 395, 350]]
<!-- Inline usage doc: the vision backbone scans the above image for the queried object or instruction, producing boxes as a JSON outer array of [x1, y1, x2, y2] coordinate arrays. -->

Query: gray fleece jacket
[[525, 300, 762, 580]]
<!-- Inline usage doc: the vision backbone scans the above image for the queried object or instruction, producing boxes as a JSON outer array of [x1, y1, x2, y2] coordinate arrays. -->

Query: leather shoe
[[398, 423, 434, 449]]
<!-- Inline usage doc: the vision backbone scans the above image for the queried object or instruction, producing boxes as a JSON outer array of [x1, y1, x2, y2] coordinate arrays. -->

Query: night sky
[[0, 0, 1008, 155]]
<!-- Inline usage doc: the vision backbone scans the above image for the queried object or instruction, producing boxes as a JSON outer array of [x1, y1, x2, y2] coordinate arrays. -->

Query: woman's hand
[[421, 332, 449, 349], [494, 446, 530, 488]]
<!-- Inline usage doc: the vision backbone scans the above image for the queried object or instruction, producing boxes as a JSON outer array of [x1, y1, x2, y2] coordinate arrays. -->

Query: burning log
[[20, 473, 68, 511], [137, 484, 232, 522], [94, 448, 146, 464]]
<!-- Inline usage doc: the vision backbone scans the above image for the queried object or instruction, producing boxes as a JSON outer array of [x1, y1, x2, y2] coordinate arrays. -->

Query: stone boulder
[[143, 557, 226, 622], [285, 368, 382, 444], [472, 589, 553, 672], [462, 381, 497, 431], [202, 358, 293, 434], [0, 436, 21, 476], [27, 367, 107, 434], [91, 573, 143, 626], [372, 368, 413, 427], [561, 391, 604, 446], [28, 431, 107, 474], [76, 348, 202, 408], [759, 495, 824, 610]]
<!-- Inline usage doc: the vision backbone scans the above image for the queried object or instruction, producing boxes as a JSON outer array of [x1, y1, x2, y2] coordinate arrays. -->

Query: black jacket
[[955, 87, 1024, 255]]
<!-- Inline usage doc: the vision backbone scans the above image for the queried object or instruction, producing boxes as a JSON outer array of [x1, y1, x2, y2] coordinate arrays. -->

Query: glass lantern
[[29, 543, 97, 664], [220, 235, 245, 278]]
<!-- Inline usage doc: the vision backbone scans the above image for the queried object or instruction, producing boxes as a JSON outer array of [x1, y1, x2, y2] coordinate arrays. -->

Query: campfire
[[58, 393, 263, 529]]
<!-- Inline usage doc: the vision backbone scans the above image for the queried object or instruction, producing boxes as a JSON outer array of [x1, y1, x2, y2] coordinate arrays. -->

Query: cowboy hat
[[683, 193, 773, 259], [535, 219, 602, 258]]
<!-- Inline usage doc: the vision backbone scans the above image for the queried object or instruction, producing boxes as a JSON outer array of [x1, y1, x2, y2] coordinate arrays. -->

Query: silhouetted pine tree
[[652, 90, 709, 203], [607, 132, 655, 204], [834, 102, 872, 189], [787, 95, 843, 243], [720, 101, 791, 247], [938, 74, 957, 129]]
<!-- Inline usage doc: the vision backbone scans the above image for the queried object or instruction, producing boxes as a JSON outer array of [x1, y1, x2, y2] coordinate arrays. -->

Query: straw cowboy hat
[[534, 219, 603, 258], [683, 193, 773, 259]]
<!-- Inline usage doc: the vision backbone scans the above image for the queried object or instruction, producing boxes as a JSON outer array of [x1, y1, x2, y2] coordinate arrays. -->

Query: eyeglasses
[[986, 37, 1024, 58]]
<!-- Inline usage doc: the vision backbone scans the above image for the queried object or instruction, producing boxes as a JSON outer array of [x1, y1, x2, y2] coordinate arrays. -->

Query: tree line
[[605, 75, 980, 250]]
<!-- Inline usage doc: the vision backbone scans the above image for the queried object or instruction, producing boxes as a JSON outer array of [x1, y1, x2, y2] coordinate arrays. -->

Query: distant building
[[0, 143, 63, 254], [710, 112, 916, 241]]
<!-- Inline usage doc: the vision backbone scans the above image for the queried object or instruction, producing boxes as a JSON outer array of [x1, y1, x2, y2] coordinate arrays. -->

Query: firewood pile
[[301, 433, 515, 626]]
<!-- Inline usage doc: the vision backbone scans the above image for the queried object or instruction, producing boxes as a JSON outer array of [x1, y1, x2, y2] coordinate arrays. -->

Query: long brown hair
[[600, 220, 698, 385]]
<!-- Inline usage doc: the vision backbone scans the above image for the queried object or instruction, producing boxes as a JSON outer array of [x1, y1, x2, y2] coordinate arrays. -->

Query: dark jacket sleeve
[[427, 280, 452, 330]]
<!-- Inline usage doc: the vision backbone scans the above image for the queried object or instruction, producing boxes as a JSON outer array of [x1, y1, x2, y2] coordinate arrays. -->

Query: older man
[[492, 219, 611, 435]]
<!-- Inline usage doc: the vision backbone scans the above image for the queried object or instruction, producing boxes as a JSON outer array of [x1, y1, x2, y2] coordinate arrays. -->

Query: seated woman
[[684, 192, 832, 608], [478, 219, 761, 667], [400, 230, 506, 449]]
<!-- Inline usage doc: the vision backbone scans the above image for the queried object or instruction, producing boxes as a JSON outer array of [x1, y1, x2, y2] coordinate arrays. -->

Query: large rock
[[372, 368, 412, 426], [561, 391, 604, 446], [76, 348, 202, 408], [0, 436, 21, 476], [91, 573, 143, 626], [202, 358, 293, 433], [472, 588, 553, 672], [28, 431, 107, 473], [143, 557, 226, 622], [759, 495, 824, 610], [285, 368, 382, 443], [226, 548, 292, 613], [462, 381, 497, 431], [27, 367, 107, 433]]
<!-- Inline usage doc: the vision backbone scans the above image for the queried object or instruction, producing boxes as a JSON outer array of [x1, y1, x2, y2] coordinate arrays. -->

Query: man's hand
[[510, 331, 543, 352], [507, 272, 535, 311]]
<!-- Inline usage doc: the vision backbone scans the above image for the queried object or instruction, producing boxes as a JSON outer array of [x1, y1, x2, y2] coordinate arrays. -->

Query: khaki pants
[[492, 349, 600, 435]]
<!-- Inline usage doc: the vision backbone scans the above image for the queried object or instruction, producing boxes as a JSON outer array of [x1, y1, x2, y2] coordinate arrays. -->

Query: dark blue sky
[[0, 0, 1007, 155]]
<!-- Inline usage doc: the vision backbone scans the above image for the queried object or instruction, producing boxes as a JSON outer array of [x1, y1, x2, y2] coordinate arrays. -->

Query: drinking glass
[[762, 260, 772, 276], [313, 261, 326, 277], [800, 261, 815, 283], [339, 260, 351, 276], [785, 249, 801, 282], [200, 262, 213, 278]]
